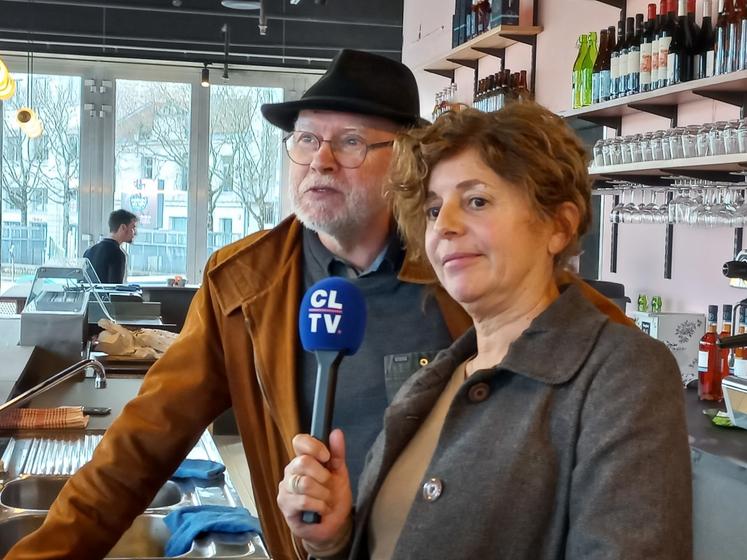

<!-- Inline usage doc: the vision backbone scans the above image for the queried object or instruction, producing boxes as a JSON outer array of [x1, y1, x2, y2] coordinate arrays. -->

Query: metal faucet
[[0, 359, 106, 414]]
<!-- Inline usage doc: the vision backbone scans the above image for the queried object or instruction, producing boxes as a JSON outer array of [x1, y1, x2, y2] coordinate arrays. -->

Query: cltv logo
[[307, 289, 343, 334]]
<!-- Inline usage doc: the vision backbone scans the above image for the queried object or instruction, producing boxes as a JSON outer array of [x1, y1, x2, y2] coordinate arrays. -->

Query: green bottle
[[572, 34, 588, 109], [581, 31, 598, 107]]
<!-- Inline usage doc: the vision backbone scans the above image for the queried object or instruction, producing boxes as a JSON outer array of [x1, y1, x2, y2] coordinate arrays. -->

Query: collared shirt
[[298, 227, 453, 497]]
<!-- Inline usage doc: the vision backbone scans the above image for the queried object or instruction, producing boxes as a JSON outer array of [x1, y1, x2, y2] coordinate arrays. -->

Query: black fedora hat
[[261, 49, 426, 132]]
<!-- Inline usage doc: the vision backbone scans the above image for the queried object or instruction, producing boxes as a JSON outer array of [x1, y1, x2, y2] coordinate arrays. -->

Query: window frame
[[1, 53, 320, 284]]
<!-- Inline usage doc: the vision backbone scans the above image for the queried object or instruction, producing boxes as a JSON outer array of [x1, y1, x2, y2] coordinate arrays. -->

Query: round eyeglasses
[[282, 130, 394, 169]]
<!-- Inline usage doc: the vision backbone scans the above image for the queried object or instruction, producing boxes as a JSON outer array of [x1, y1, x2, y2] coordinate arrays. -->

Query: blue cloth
[[163, 505, 261, 557], [171, 459, 225, 480]]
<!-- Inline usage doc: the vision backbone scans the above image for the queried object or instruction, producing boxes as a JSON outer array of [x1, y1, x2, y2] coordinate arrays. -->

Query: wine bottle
[[727, 0, 741, 72], [619, 17, 635, 96], [658, 0, 678, 88], [516, 70, 530, 102], [699, 305, 722, 401], [688, 0, 701, 37], [641, 4, 658, 92], [652, 0, 668, 88], [716, 0, 732, 74], [582, 32, 598, 106], [602, 25, 616, 101], [593, 28, 609, 103], [611, 20, 624, 98], [738, 0, 747, 69], [734, 307, 747, 379], [696, 0, 716, 78], [572, 34, 588, 109], [673, 0, 696, 83], [626, 14, 644, 94], [719, 304, 734, 388]]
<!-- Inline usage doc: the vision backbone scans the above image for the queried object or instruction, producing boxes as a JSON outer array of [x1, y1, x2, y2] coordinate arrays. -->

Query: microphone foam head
[[299, 277, 367, 355]]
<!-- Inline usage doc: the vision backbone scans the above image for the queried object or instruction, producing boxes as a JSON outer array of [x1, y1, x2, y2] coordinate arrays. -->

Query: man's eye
[[296, 133, 317, 144], [340, 135, 364, 147]]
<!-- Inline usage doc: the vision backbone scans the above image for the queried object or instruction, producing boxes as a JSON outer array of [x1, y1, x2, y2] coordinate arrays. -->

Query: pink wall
[[403, 0, 747, 315]]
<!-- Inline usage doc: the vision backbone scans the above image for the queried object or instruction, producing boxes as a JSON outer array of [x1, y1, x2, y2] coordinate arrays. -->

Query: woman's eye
[[468, 197, 487, 209], [425, 206, 440, 220], [297, 133, 316, 144]]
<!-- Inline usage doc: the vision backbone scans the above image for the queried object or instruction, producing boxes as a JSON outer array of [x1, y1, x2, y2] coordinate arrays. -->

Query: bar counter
[[685, 387, 747, 560]]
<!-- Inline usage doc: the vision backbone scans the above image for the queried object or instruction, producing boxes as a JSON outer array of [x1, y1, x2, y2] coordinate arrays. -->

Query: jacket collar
[[208, 216, 440, 316], [401, 284, 609, 399]]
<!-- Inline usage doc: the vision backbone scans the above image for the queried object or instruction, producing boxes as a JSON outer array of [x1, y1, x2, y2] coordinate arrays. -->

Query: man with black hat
[[6, 49, 628, 560]]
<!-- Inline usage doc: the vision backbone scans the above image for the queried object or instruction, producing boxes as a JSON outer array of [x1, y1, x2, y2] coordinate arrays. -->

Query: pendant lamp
[[0, 58, 16, 101]]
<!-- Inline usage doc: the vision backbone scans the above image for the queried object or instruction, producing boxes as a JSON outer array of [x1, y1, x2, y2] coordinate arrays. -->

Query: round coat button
[[422, 478, 443, 502], [467, 382, 490, 403], [419, 357, 429, 366]]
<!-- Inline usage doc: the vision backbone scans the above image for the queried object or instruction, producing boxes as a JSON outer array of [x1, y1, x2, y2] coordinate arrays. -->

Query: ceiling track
[[0, 27, 400, 55], [0, 0, 403, 28]]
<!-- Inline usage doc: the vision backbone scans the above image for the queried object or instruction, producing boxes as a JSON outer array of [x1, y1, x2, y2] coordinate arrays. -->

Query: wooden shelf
[[419, 24, 542, 78], [589, 153, 747, 184], [561, 70, 747, 127]]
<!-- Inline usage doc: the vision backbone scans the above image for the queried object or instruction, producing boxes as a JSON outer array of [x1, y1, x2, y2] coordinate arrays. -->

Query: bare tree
[[230, 88, 282, 231], [35, 77, 80, 255], [1, 77, 47, 226]]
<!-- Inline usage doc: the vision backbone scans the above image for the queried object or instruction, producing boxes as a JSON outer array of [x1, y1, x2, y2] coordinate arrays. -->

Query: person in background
[[277, 104, 692, 559], [7, 51, 631, 560], [83, 208, 138, 283]]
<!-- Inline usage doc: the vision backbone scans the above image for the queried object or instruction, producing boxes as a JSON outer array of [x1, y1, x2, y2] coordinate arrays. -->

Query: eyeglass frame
[[282, 130, 394, 169]]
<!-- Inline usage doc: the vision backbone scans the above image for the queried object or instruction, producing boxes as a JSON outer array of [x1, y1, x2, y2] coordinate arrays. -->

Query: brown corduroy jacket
[[6, 216, 631, 560]]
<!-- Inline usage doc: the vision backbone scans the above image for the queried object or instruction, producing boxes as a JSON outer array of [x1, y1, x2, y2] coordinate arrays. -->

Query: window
[[115, 79, 191, 282], [221, 155, 234, 192], [170, 216, 187, 232], [208, 84, 283, 256], [1, 72, 81, 296], [141, 156, 154, 179]]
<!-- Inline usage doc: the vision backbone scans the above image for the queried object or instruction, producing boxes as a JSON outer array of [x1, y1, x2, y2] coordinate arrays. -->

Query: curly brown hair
[[387, 103, 591, 270]]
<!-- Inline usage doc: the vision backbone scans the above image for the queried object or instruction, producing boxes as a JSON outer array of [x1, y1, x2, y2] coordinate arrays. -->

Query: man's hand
[[277, 429, 353, 551]]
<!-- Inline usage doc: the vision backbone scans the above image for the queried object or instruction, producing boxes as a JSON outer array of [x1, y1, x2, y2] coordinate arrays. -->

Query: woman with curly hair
[[277, 103, 692, 560]]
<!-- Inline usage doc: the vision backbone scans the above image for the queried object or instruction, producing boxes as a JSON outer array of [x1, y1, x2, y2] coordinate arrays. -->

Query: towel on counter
[[163, 505, 262, 557], [0, 406, 89, 430], [171, 459, 225, 480]]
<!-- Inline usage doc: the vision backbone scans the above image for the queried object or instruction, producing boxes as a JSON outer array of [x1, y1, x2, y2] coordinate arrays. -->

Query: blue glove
[[171, 459, 225, 480], [163, 505, 261, 557]]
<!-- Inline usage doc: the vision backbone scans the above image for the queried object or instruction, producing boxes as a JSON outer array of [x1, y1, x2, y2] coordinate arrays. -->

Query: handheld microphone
[[298, 277, 367, 524]]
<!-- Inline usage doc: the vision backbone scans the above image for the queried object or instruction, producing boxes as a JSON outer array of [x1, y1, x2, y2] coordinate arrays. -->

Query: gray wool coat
[[343, 284, 693, 560]]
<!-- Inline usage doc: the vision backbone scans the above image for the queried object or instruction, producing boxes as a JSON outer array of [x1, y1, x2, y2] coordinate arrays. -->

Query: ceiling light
[[221, 1, 261, 9], [0, 58, 16, 101], [201, 65, 210, 88]]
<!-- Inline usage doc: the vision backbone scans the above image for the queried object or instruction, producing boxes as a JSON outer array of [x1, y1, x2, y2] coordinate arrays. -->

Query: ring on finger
[[287, 473, 302, 494]]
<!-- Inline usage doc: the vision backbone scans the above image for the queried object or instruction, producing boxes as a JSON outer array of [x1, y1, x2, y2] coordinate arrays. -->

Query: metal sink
[[0, 514, 44, 558], [0, 431, 269, 558], [0, 513, 264, 558], [0, 513, 173, 558], [0, 476, 183, 511]]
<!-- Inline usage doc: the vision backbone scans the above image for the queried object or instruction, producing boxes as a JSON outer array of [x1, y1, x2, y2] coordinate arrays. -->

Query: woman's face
[[424, 148, 565, 317]]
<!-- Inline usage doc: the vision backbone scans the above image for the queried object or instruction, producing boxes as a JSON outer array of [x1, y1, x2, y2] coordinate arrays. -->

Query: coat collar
[[207, 216, 440, 316], [394, 283, 610, 409]]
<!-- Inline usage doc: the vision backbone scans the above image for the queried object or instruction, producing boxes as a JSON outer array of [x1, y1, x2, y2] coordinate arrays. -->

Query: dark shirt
[[83, 238, 126, 284], [298, 228, 453, 497]]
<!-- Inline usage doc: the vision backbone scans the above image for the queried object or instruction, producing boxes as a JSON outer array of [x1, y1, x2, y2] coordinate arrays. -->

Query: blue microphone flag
[[298, 276, 366, 355]]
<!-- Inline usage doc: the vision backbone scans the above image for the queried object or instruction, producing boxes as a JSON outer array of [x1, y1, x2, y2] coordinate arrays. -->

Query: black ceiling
[[0, 0, 404, 71]]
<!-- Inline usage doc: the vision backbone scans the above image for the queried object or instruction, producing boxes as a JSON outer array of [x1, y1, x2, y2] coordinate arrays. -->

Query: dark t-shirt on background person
[[83, 238, 126, 283]]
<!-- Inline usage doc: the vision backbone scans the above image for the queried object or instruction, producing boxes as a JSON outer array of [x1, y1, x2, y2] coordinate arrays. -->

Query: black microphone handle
[[302, 350, 344, 524]]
